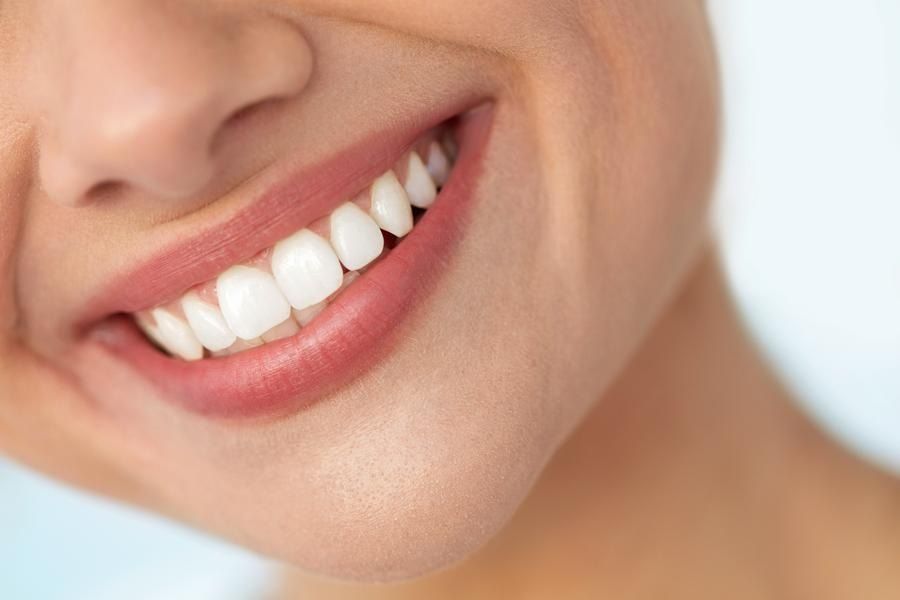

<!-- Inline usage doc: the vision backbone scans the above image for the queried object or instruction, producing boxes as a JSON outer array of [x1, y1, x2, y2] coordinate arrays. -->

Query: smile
[[136, 126, 458, 360], [91, 103, 494, 419]]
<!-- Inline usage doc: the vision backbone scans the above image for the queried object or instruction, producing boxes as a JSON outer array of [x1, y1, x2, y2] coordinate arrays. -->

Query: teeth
[[216, 266, 292, 341], [426, 141, 450, 186], [136, 316, 167, 349], [404, 152, 437, 209], [214, 337, 263, 357], [441, 132, 459, 161], [150, 308, 204, 361], [293, 302, 327, 326], [272, 229, 344, 311], [137, 126, 458, 360], [261, 318, 300, 343], [181, 293, 236, 352], [329, 202, 385, 270], [369, 171, 413, 237], [337, 270, 360, 292], [292, 270, 358, 325]]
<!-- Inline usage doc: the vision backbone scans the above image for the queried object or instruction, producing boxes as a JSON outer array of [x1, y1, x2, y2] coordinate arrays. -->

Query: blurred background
[[2, 1, 898, 597]]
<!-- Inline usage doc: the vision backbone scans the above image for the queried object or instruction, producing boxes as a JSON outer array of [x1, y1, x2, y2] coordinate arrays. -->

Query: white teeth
[[336, 270, 360, 294], [216, 266, 292, 340], [272, 229, 344, 311], [369, 171, 413, 237], [329, 202, 384, 270], [150, 308, 204, 361], [293, 302, 326, 326], [139, 128, 457, 360], [214, 337, 263, 357], [260, 318, 300, 343], [181, 293, 236, 352], [426, 141, 450, 186], [137, 317, 167, 349], [292, 270, 358, 326], [404, 152, 437, 209]]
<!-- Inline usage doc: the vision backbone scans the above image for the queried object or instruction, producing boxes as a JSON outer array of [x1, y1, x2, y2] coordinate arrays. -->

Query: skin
[[0, 1, 897, 598]]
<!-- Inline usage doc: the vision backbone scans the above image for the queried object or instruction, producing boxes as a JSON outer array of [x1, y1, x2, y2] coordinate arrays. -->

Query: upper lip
[[76, 94, 484, 333]]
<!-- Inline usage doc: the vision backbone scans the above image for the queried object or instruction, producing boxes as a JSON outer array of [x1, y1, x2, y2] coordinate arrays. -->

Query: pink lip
[[91, 104, 494, 419]]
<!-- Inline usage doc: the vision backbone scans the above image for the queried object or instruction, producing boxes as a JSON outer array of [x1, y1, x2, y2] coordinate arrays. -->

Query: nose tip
[[37, 11, 313, 207]]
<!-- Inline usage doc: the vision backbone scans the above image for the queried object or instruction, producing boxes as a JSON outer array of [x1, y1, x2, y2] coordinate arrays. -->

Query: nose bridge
[[35, 1, 313, 205]]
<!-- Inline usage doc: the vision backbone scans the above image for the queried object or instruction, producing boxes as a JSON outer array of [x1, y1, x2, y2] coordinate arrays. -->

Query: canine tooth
[[329, 202, 384, 270], [404, 152, 437, 209], [370, 171, 413, 236], [293, 302, 326, 326], [150, 308, 204, 361], [181, 293, 236, 352], [217, 266, 292, 340], [272, 229, 344, 311], [426, 141, 450, 186], [136, 316, 166, 348], [261, 318, 300, 342]]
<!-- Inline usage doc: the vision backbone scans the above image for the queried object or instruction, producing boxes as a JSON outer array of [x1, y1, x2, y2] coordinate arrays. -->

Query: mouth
[[137, 122, 459, 361], [88, 102, 494, 419]]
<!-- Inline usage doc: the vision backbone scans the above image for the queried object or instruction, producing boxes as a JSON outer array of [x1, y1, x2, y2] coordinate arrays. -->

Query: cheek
[[303, 0, 586, 66], [526, 2, 719, 403]]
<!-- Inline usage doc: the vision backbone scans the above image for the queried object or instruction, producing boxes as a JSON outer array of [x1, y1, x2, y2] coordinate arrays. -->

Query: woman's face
[[0, 0, 718, 581]]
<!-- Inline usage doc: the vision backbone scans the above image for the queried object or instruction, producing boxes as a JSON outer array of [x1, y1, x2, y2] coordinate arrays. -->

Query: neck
[[281, 249, 900, 599]]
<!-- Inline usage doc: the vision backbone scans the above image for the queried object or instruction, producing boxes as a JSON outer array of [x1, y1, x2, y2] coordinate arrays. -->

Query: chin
[[256, 409, 553, 582]]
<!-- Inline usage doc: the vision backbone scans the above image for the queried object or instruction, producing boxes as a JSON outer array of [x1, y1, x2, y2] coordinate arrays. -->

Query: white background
[[712, 0, 900, 471], [2, 2, 898, 597]]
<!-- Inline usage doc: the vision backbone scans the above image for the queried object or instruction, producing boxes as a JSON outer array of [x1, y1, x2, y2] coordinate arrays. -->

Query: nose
[[32, 2, 314, 206]]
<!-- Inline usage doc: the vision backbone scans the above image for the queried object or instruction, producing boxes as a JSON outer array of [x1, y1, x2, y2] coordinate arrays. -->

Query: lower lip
[[96, 106, 494, 420]]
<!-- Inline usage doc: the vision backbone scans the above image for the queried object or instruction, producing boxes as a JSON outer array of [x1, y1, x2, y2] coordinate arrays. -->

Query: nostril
[[223, 98, 278, 129], [85, 180, 125, 203], [224, 103, 259, 128], [211, 97, 284, 155], [38, 13, 313, 208]]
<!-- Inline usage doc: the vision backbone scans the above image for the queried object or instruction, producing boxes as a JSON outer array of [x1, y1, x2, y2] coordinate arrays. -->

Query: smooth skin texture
[[1, 1, 898, 598]]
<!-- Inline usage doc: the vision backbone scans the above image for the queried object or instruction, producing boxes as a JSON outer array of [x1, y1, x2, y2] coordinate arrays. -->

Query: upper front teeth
[[135, 132, 456, 361], [217, 266, 293, 341], [272, 229, 344, 311]]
